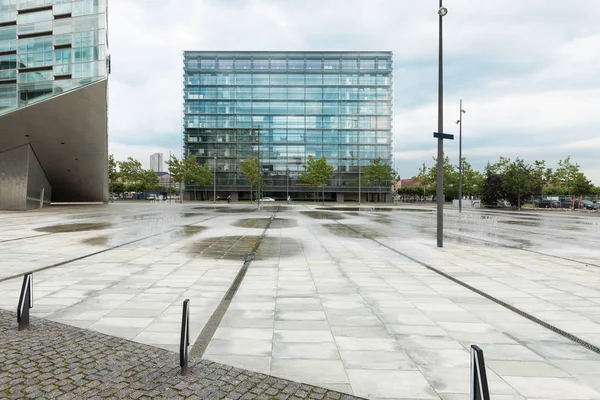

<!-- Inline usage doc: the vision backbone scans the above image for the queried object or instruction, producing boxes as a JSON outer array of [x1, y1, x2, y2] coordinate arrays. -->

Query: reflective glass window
[[342, 59, 357, 69], [288, 101, 304, 115], [72, 14, 105, 32], [0, 26, 16, 41], [18, 0, 52, 10], [253, 59, 268, 69], [341, 74, 358, 85], [288, 59, 304, 69], [323, 74, 339, 85], [306, 74, 322, 85], [200, 59, 216, 69], [269, 74, 286, 85], [216, 73, 233, 84], [306, 59, 321, 70], [0, 69, 15, 80], [287, 74, 304, 85], [73, 30, 105, 48], [253, 74, 269, 85], [53, 33, 72, 46], [54, 48, 71, 64], [0, 11, 17, 23], [305, 101, 322, 115], [0, 39, 15, 52], [305, 87, 322, 100], [359, 59, 375, 69], [270, 59, 286, 70], [234, 59, 250, 69], [17, 10, 52, 24], [18, 70, 52, 82], [217, 59, 233, 69], [235, 87, 251, 99], [18, 36, 52, 53], [269, 86, 286, 98], [377, 58, 389, 70], [323, 59, 339, 70], [252, 87, 268, 98], [18, 81, 52, 106], [287, 87, 304, 99], [235, 73, 251, 84], [235, 101, 251, 114], [323, 102, 338, 115], [54, 64, 71, 75], [53, 18, 72, 34], [323, 87, 338, 100], [18, 52, 52, 69], [18, 20, 53, 35]]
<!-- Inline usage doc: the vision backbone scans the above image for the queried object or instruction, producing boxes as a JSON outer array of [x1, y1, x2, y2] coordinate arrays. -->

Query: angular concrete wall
[[0, 144, 51, 211]]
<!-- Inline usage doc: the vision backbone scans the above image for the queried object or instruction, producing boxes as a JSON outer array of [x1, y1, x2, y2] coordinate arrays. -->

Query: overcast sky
[[107, 0, 600, 183]]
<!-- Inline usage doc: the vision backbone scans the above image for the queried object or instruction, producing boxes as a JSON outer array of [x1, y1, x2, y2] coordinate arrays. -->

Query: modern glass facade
[[182, 51, 393, 201], [0, 0, 108, 115]]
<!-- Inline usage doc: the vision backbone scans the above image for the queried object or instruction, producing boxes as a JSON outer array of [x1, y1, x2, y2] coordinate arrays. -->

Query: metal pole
[[436, 0, 445, 248], [213, 156, 216, 203], [286, 168, 289, 199], [358, 150, 361, 206], [257, 127, 261, 210], [458, 99, 463, 213]]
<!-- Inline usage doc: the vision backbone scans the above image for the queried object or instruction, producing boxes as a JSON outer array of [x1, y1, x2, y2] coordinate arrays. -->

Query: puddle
[[301, 211, 345, 220], [195, 207, 252, 213], [444, 234, 500, 248], [121, 213, 162, 221], [318, 207, 393, 212], [177, 213, 205, 218], [322, 224, 382, 238], [83, 226, 206, 246], [186, 235, 300, 260], [499, 220, 541, 227], [233, 218, 297, 229], [35, 222, 112, 233]]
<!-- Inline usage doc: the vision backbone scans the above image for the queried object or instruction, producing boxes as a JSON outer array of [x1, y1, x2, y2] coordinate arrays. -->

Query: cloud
[[107, 0, 600, 184]]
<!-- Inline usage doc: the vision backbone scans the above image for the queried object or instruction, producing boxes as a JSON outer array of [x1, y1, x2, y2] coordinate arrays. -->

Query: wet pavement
[[1, 202, 600, 399]]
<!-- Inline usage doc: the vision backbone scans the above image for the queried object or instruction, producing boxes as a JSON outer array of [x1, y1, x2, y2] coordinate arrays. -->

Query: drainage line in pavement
[[335, 220, 600, 356], [0, 233, 52, 243], [190, 210, 278, 358], [0, 214, 222, 284]]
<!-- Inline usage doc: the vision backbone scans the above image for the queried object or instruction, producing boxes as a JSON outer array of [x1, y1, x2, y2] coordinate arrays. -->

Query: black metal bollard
[[17, 273, 33, 331], [180, 299, 190, 375], [471, 345, 490, 400]]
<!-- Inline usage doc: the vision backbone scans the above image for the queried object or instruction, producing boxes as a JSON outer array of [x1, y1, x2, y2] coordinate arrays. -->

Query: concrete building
[[0, 0, 109, 210], [150, 152, 163, 172], [182, 51, 393, 202]]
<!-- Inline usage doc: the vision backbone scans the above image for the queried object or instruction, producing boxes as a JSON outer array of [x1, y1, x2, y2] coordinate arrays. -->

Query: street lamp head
[[438, 7, 448, 16], [456, 120, 460, 124], [461, 109, 466, 114]]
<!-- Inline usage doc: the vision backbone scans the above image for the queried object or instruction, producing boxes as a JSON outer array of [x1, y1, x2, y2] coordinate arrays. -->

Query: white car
[[261, 197, 275, 202]]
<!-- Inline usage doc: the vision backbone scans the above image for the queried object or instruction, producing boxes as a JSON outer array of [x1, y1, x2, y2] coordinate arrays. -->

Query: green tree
[[554, 156, 580, 196], [572, 172, 593, 196], [139, 169, 160, 194], [108, 154, 120, 193], [362, 157, 396, 202], [460, 159, 484, 199], [181, 156, 213, 201], [416, 162, 430, 199], [240, 157, 264, 202], [118, 157, 143, 189], [166, 155, 184, 202], [301, 155, 334, 204], [481, 162, 504, 207], [427, 154, 458, 201], [502, 158, 535, 209], [111, 181, 125, 195]]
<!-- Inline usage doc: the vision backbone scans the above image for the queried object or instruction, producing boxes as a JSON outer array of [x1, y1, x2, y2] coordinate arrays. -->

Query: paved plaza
[[1, 202, 600, 399]]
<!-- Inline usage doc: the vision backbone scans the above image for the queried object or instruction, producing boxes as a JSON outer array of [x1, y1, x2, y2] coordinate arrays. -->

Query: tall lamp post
[[456, 100, 466, 213], [436, 1, 448, 248], [256, 126, 261, 210], [213, 155, 217, 204]]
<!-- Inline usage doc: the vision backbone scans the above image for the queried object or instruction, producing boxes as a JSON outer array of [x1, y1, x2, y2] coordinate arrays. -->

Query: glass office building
[[0, 0, 109, 210], [183, 51, 393, 202]]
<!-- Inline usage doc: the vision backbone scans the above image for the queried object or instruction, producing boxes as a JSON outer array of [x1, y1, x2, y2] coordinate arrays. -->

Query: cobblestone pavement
[[0, 309, 363, 400]]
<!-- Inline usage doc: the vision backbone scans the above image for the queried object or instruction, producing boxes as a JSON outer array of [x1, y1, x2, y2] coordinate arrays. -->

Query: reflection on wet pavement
[[301, 211, 345, 220], [322, 223, 383, 238], [186, 235, 300, 260], [35, 222, 112, 233], [232, 218, 297, 229]]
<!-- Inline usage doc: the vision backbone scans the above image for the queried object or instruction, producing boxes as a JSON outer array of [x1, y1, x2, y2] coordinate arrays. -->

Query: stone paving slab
[[0, 309, 362, 400]]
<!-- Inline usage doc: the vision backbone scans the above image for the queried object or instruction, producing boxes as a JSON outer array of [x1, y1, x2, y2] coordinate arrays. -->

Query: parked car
[[260, 197, 275, 202], [581, 200, 598, 210], [146, 194, 157, 200], [536, 199, 560, 208]]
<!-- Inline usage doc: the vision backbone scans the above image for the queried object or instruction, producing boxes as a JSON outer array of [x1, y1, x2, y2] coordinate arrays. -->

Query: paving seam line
[[334, 219, 600, 356], [190, 209, 279, 358], [0, 213, 223, 284], [379, 212, 600, 269]]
